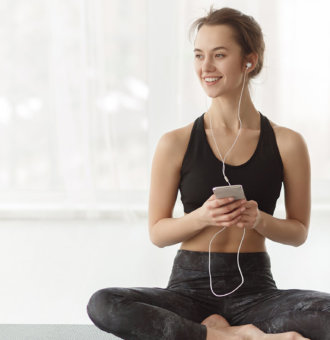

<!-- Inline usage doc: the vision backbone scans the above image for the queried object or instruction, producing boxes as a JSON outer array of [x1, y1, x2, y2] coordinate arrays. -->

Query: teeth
[[205, 77, 221, 82]]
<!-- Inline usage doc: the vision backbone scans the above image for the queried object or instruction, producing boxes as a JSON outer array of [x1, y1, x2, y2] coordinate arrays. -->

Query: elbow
[[293, 238, 306, 247], [149, 233, 172, 249], [150, 237, 165, 248], [149, 224, 165, 248], [149, 233, 161, 248], [293, 224, 309, 247]]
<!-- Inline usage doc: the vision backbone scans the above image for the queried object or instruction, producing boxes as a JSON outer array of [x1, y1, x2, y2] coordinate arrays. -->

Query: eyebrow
[[193, 46, 228, 52]]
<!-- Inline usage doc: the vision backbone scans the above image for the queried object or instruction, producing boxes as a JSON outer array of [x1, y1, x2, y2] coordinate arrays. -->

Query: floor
[[0, 325, 120, 340]]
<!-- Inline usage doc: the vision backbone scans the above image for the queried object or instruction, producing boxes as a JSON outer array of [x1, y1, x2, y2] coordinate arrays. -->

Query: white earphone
[[206, 59, 252, 297]]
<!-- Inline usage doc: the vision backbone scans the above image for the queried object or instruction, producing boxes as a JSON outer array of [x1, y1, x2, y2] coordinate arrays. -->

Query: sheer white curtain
[[0, 0, 330, 220], [0, 0, 149, 220]]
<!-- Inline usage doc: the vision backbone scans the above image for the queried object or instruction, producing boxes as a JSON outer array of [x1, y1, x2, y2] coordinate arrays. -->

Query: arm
[[148, 130, 204, 248], [148, 130, 245, 248], [241, 128, 311, 247]]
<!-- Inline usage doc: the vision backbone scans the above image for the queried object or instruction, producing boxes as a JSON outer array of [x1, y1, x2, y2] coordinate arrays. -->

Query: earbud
[[246, 62, 252, 68]]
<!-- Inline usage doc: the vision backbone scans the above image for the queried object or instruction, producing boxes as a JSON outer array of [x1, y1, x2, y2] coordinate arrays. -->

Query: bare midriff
[[179, 212, 267, 253]]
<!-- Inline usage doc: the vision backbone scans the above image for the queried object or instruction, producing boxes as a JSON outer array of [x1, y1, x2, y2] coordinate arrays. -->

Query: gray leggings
[[87, 250, 330, 340]]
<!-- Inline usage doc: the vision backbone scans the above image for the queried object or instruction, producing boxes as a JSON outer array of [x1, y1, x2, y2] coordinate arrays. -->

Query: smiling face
[[194, 24, 247, 98]]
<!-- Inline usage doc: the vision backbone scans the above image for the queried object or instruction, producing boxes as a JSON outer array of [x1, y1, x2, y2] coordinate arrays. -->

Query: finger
[[235, 215, 249, 228], [214, 199, 246, 213], [216, 214, 242, 228], [212, 196, 235, 208], [215, 204, 245, 222], [226, 199, 246, 209], [208, 194, 217, 201], [208, 193, 228, 201], [237, 217, 256, 229], [243, 200, 257, 209]]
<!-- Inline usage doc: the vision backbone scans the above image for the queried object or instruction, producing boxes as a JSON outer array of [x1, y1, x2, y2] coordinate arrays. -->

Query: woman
[[87, 6, 330, 340]]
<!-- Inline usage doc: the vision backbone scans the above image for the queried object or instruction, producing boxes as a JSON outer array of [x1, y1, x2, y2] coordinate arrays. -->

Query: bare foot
[[233, 324, 310, 339], [201, 314, 310, 340], [201, 314, 230, 330]]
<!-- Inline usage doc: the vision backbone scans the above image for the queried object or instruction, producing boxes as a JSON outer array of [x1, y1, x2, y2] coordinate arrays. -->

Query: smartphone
[[212, 184, 246, 201]]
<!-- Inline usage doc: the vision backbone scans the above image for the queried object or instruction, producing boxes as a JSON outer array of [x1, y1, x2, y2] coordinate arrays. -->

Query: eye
[[194, 54, 225, 60]]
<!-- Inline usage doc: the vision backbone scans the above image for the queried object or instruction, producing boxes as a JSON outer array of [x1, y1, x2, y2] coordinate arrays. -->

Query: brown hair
[[188, 6, 265, 80]]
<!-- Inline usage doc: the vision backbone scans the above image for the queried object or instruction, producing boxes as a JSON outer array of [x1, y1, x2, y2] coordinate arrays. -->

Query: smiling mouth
[[204, 77, 223, 85]]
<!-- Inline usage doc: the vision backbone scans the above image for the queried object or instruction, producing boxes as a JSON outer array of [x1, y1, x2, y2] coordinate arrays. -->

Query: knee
[[87, 288, 110, 328], [87, 288, 123, 332]]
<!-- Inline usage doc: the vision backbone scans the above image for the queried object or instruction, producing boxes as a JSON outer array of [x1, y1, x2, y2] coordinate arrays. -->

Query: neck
[[205, 88, 259, 131]]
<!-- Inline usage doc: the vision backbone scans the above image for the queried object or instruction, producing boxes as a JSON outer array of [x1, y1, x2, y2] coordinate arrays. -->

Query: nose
[[201, 56, 215, 72]]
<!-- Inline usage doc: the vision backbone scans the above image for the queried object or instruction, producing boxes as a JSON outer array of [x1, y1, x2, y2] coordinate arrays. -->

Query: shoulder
[[267, 118, 309, 165], [155, 120, 195, 165]]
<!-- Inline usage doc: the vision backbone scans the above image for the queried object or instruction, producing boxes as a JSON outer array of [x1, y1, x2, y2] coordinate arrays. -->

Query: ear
[[245, 52, 258, 72]]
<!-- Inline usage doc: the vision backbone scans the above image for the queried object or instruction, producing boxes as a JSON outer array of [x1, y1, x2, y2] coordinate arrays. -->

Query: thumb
[[208, 194, 216, 201]]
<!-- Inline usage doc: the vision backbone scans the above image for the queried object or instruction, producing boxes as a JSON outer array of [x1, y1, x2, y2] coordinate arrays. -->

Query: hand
[[236, 200, 261, 230], [198, 194, 247, 228]]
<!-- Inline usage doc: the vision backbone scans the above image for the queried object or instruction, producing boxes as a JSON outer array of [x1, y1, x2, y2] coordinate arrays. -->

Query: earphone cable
[[207, 64, 249, 297]]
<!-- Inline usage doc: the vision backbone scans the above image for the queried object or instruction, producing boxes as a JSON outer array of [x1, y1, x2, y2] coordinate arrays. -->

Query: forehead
[[194, 24, 239, 51]]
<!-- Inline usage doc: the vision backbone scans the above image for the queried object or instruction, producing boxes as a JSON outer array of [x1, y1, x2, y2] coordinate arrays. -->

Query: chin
[[204, 91, 223, 99]]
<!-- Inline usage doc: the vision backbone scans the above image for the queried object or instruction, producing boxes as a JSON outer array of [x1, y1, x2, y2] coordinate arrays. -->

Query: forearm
[[255, 210, 309, 247], [150, 209, 204, 248]]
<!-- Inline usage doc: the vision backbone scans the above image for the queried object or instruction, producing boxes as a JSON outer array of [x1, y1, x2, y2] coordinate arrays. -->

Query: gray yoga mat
[[0, 324, 121, 340]]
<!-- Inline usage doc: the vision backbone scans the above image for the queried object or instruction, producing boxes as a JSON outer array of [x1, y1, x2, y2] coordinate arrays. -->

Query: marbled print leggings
[[87, 250, 330, 340]]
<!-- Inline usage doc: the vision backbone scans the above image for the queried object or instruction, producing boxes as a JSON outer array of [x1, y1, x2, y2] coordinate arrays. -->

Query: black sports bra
[[178, 112, 283, 215]]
